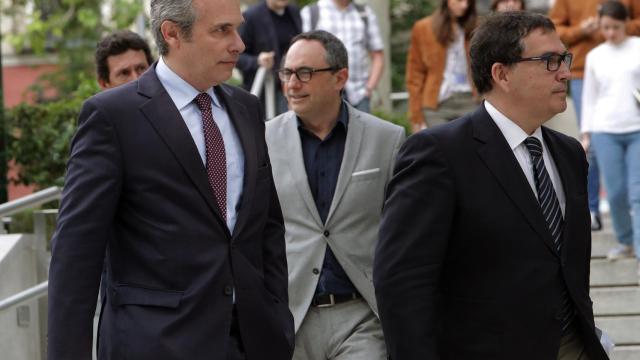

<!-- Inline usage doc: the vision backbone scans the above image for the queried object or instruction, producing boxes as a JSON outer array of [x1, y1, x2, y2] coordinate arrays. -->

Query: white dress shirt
[[156, 57, 245, 233], [485, 101, 566, 216]]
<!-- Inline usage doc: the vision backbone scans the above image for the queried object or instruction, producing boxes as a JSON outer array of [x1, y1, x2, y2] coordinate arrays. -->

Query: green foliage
[[5, 94, 86, 188], [2, 0, 141, 188], [372, 109, 411, 136], [5, 0, 142, 96]]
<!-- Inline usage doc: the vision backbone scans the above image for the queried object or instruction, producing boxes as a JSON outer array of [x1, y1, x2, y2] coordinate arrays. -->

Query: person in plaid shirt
[[301, 0, 384, 113]]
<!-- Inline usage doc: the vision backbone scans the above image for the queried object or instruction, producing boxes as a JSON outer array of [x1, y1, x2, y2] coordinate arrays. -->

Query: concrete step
[[591, 288, 640, 316], [611, 345, 640, 360], [591, 259, 638, 287], [591, 230, 619, 259], [596, 315, 640, 345]]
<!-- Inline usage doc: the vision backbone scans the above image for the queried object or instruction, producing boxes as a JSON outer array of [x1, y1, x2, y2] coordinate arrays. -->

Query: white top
[[301, 0, 384, 104], [156, 57, 245, 233], [439, 26, 472, 102], [485, 101, 566, 216], [581, 36, 640, 134]]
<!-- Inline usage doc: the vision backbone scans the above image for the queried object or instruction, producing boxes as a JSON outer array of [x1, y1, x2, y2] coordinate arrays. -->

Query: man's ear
[[98, 78, 110, 90], [160, 20, 182, 50], [334, 67, 349, 91], [491, 62, 511, 93]]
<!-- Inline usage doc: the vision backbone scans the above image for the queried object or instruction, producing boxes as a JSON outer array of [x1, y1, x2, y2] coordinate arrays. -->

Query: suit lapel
[[216, 86, 257, 240], [137, 66, 226, 229], [280, 114, 324, 228], [325, 106, 363, 225], [472, 106, 559, 257]]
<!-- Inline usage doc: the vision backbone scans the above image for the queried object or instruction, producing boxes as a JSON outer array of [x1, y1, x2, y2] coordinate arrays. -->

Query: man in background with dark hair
[[375, 11, 608, 360], [95, 30, 153, 90]]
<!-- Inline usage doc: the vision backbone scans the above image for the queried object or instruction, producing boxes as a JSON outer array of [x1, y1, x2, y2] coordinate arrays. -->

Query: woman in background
[[406, 0, 477, 133], [581, 1, 640, 283]]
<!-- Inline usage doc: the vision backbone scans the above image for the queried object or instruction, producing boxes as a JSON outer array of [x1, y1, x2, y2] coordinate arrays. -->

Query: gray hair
[[289, 30, 348, 70], [150, 0, 197, 55]]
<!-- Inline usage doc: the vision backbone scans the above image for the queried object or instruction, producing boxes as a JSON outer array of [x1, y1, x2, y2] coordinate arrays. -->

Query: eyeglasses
[[277, 67, 336, 82], [513, 52, 573, 72]]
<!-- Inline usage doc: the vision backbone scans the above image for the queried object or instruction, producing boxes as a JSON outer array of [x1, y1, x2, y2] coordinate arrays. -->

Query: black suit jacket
[[237, 1, 302, 90], [47, 64, 294, 360], [374, 104, 608, 360]]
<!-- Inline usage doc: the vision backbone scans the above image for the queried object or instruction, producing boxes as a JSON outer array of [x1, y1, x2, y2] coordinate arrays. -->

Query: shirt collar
[[484, 100, 543, 151], [297, 100, 349, 131], [156, 56, 223, 111]]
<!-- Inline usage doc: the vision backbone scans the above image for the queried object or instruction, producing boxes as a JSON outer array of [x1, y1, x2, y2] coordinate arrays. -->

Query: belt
[[311, 293, 361, 308]]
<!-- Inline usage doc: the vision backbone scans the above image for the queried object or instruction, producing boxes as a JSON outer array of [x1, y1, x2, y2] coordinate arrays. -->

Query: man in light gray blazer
[[266, 30, 404, 360]]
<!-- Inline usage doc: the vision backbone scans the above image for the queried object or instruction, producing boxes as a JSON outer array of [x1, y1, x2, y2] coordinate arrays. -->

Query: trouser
[[293, 298, 386, 360], [592, 131, 640, 259], [227, 307, 246, 360], [557, 324, 591, 360], [571, 79, 601, 214]]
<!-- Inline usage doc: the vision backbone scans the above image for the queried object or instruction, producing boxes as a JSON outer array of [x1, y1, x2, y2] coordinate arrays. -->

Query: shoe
[[590, 212, 602, 231], [606, 244, 634, 261]]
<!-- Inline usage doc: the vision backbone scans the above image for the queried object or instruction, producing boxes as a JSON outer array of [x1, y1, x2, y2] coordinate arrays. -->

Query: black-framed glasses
[[513, 52, 573, 72], [277, 67, 336, 82]]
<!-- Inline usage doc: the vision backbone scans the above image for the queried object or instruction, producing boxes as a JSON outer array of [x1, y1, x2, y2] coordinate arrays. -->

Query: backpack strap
[[353, 3, 369, 34], [310, 3, 319, 30]]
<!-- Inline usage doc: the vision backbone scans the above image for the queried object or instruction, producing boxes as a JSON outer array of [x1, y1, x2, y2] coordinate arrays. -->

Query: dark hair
[[598, 0, 629, 21], [490, 0, 526, 11], [95, 30, 153, 83], [289, 30, 348, 70], [432, 0, 478, 46], [470, 11, 555, 94]]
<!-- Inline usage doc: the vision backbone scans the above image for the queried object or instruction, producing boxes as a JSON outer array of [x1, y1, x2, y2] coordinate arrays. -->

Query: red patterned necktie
[[194, 93, 227, 221]]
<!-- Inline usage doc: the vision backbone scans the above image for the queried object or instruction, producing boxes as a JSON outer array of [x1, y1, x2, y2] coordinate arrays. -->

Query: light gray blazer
[[265, 105, 405, 332]]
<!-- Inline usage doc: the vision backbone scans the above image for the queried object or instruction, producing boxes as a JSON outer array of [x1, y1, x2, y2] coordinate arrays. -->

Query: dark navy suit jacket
[[374, 104, 608, 360], [237, 1, 302, 90], [47, 64, 294, 360]]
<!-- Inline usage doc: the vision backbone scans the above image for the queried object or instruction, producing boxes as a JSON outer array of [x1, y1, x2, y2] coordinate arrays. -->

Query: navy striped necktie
[[524, 136, 574, 332]]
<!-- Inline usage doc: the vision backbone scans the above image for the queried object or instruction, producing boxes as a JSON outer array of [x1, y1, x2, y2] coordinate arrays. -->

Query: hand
[[580, 133, 591, 153], [580, 17, 599, 36], [365, 85, 375, 98], [411, 122, 427, 134], [257, 52, 275, 69]]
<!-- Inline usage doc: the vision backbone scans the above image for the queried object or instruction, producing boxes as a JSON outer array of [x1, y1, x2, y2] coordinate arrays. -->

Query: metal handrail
[[390, 91, 408, 101], [250, 66, 267, 97], [249, 66, 276, 120], [0, 186, 62, 217], [0, 281, 48, 312]]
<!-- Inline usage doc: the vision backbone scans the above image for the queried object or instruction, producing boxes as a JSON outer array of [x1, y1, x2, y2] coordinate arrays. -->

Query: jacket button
[[224, 285, 233, 296], [323, 230, 330, 237], [312, 268, 320, 275]]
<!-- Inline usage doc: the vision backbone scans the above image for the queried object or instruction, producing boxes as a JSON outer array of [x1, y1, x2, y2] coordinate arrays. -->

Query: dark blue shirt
[[297, 102, 359, 296]]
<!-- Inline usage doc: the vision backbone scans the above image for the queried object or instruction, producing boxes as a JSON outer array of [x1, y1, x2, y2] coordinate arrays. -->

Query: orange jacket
[[549, 0, 640, 79], [405, 16, 472, 125]]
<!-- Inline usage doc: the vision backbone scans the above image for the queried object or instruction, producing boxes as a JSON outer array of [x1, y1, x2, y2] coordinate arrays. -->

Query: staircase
[[591, 217, 640, 360]]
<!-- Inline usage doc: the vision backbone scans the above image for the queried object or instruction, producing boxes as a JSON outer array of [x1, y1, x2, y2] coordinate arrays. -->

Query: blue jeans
[[571, 79, 601, 214], [591, 131, 640, 258], [353, 96, 370, 113]]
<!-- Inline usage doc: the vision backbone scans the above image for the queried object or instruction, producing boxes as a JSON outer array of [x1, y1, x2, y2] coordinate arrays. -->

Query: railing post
[[33, 209, 56, 360], [264, 72, 276, 120]]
